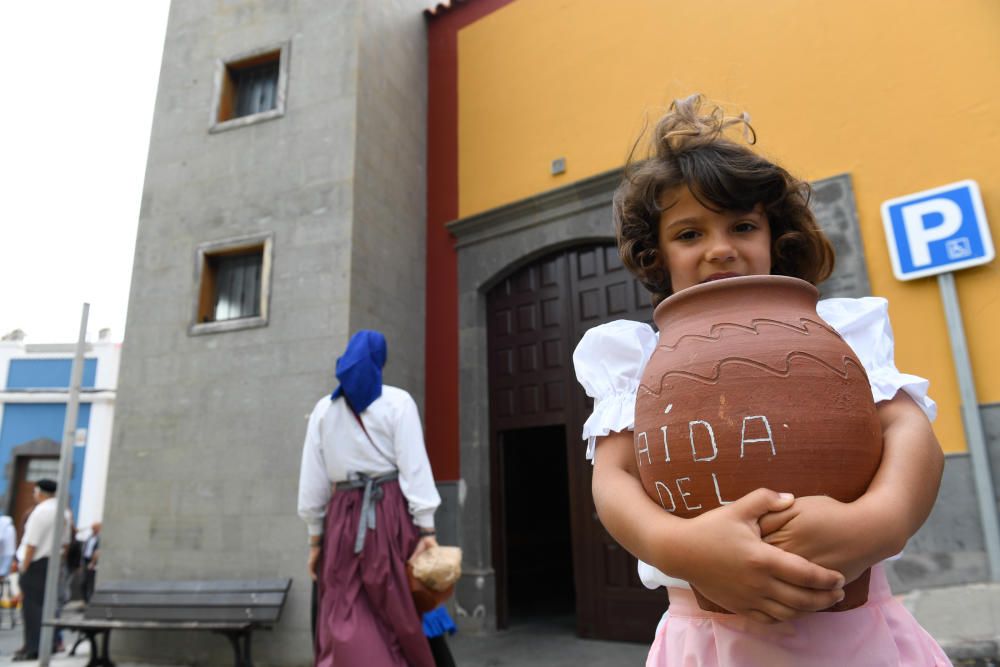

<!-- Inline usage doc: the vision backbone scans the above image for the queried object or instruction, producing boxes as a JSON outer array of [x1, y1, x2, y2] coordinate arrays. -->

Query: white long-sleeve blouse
[[573, 296, 936, 590], [297, 385, 441, 537]]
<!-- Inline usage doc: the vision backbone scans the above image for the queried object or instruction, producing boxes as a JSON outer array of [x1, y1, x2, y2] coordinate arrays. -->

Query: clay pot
[[633, 275, 882, 612]]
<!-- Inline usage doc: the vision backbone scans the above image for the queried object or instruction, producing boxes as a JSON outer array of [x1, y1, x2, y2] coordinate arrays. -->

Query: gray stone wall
[[350, 0, 429, 407], [886, 402, 1000, 592], [105, 1, 428, 664]]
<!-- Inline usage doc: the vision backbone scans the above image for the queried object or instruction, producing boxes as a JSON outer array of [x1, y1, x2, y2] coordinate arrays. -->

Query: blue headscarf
[[331, 330, 387, 413]]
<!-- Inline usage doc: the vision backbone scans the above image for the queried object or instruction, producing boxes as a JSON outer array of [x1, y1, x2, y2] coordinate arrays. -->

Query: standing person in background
[[0, 514, 16, 623], [298, 330, 441, 667], [14, 479, 63, 661], [81, 522, 100, 603], [0, 515, 16, 577]]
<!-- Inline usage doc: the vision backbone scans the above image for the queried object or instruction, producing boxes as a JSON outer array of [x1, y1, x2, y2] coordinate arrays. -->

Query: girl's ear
[[651, 265, 671, 295]]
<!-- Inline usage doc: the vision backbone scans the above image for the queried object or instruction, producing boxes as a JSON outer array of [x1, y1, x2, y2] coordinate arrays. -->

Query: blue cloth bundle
[[422, 605, 457, 638], [331, 330, 387, 412]]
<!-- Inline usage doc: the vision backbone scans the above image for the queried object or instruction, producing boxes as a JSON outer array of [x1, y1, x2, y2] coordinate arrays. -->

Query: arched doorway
[[485, 242, 664, 641], [4, 438, 61, 543]]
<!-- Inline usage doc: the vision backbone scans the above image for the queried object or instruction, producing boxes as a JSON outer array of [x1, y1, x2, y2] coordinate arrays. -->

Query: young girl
[[574, 94, 951, 666]]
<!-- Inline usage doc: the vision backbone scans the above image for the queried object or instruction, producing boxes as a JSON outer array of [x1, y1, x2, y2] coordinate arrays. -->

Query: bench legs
[[63, 627, 252, 667], [76, 629, 114, 667], [217, 629, 253, 667]]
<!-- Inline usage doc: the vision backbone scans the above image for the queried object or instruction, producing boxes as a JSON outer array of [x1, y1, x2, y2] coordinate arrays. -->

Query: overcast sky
[[0, 2, 171, 344]]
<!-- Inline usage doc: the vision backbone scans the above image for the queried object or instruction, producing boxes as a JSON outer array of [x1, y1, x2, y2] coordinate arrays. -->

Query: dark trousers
[[428, 634, 456, 667], [20, 557, 48, 654], [83, 562, 96, 603]]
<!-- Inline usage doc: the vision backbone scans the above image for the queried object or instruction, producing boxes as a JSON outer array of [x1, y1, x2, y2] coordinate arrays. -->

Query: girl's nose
[[705, 235, 736, 262]]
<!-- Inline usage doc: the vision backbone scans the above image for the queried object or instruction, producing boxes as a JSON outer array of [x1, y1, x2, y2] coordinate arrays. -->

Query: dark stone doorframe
[[446, 169, 621, 631], [443, 168, 872, 631], [3, 437, 60, 515]]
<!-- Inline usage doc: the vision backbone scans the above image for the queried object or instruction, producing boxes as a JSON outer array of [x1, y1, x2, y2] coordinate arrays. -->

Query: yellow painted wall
[[456, 0, 1000, 453]]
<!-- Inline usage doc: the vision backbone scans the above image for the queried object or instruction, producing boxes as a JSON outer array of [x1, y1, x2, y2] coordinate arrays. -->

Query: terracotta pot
[[408, 562, 454, 613], [633, 275, 882, 612]]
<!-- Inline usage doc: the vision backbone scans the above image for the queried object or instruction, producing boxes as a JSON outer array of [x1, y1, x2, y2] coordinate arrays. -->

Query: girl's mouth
[[701, 272, 742, 283]]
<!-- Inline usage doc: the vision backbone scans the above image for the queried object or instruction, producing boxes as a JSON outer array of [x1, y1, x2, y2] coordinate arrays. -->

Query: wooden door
[[486, 244, 665, 641], [564, 244, 663, 641], [488, 252, 574, 629]]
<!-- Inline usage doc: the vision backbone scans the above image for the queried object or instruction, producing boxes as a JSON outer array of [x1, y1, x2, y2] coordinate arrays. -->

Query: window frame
[[209, 42, 290, 133], [190, 233, 274, 336]]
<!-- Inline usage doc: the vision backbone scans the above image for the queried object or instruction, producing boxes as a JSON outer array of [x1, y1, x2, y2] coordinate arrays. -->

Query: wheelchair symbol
[[945, 237, 972, 260]]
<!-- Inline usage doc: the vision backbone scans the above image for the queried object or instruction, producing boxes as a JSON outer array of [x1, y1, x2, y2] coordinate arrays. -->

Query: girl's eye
[[675, 229, 700, 241], [733, 221, 758, 233]]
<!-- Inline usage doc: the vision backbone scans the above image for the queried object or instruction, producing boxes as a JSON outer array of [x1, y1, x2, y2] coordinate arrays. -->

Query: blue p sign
[[881, 180, 994, 281]]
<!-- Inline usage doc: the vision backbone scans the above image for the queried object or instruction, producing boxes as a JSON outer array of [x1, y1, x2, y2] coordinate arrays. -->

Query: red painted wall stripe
[[425, 0, 515, 481]]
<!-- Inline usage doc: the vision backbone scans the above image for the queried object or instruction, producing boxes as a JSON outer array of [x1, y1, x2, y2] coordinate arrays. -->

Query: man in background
[[0, 514, 15, 576], [0, 514, 16, 628], [14, 479, 60, 661], [81, 522, 100, 602]]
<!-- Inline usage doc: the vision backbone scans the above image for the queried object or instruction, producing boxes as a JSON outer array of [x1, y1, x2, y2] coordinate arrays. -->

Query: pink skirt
[[315, 480, 434, 667], [647, 565, 952, 666]]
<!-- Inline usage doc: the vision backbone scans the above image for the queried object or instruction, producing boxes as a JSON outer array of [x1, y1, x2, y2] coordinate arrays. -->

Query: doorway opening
[[10, 455, 59, 542], [500, 425, 575, 623]]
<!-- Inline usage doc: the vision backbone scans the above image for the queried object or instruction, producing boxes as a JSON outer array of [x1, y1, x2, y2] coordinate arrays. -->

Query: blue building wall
[[6, 359, 97, 389], [1, 358, 96, 519], [0, 405, 89, 519]]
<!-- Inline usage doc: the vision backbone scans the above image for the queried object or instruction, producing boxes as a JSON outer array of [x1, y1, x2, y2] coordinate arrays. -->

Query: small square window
[[210, 43, 289, 133], [230, 59, 279, 119], [203, 251, 261, 322], [191, 235, 273, 336]]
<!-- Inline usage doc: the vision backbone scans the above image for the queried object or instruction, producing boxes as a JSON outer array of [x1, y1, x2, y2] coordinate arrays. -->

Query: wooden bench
[[46, 578, 292, 667]]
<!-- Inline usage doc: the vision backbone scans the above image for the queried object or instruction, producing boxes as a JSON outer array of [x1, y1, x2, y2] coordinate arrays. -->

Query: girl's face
[[657, 186, 772, 293]]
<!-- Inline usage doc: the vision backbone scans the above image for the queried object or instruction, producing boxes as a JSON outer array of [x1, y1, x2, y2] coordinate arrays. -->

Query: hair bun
[[657, 93, 755, 155]]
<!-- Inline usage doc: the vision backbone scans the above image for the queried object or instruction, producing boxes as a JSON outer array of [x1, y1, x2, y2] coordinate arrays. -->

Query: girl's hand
[[410, 535, 438, 561], [759, 495, 872, 584], [760, 392, 946, 582], [670, 489, 846, 624], [593, 431, 845, 624]]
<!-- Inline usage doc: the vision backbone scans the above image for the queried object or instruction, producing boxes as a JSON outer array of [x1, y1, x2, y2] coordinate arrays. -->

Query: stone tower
[[106, 1, 428, 662]]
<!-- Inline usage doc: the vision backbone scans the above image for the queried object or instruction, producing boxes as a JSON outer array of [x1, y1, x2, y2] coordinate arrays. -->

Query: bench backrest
[[84, 579, 292, 625]]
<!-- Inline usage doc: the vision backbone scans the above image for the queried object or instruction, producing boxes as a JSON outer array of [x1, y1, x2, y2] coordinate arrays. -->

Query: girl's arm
[[593, 430, 846, 623], [760, 391, 944, 581]]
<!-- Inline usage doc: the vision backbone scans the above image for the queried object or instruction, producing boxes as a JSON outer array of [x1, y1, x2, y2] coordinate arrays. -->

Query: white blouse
[[297, 385, 441, 537], [573, 297, 936, 590]]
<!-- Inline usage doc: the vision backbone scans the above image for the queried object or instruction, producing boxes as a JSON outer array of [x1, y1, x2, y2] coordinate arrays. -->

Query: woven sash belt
[[335, 471, 399, 554]]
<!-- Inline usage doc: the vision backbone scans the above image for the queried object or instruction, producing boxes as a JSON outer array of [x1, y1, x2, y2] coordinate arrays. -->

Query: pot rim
[[653, 275, 819, 323]]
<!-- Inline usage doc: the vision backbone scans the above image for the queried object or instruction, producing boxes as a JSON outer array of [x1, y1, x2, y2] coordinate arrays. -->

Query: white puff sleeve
[[817, 297, 937, 421], [572, 320, 658, 461]]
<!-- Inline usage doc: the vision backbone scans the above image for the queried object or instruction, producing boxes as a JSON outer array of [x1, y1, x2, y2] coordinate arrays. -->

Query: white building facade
[[0, 332, 119, 537]]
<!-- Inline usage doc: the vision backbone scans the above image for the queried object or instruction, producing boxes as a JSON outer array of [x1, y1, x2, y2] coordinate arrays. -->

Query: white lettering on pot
[[689, 420, 718, 462], [740, 415, 776, 458]]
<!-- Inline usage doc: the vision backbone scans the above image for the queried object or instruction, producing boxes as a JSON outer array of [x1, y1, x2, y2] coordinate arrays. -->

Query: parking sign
[[881, 180, 994, 281]]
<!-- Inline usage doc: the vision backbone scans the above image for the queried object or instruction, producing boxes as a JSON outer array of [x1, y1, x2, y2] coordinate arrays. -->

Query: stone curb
[[940, 638, 999, 662]]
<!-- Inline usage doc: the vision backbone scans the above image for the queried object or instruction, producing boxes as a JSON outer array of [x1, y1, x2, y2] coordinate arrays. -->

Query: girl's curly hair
[[614, 94, 835, 306]]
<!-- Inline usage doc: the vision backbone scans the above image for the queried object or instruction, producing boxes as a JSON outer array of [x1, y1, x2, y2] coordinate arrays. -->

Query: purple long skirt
[[315, 480, 434, 667]]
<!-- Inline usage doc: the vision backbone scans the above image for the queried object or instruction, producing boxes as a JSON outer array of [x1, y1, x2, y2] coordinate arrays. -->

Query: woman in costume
[[299, 330, 440, 667]]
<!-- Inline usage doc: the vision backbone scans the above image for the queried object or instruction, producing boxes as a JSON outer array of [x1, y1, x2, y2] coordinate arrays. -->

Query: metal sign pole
[[937, 273, 1000, 580], [38, 303, 89, 665]]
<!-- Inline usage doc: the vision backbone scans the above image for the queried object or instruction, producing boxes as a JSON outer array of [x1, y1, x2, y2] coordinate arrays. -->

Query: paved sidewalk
[[449, 615, 648, 667], [0, 583, 994, 666], [446, 582, 1000, 667], [0, 617, 645, 667], [0, 622, 160, 667], [899, 582, 1000, 666]]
